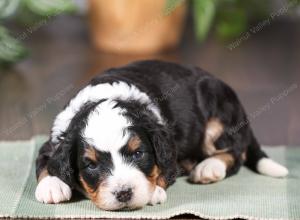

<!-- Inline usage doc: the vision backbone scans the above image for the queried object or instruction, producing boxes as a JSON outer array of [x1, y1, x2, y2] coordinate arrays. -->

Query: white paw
[[148, 186, 167, 205], [189, 158, 226, 184], [257, 158, 289, 178], [35, 176, 72, 204]]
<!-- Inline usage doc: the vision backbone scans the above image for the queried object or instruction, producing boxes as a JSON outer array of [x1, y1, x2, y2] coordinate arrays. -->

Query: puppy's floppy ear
[[46, 101, 102, 188], [47, 135, 77, 188], [149, 124, 178, 187]]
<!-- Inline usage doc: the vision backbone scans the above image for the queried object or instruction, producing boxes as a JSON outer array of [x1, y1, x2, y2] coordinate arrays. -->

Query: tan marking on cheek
[[203, 118, 228, 156], [148, 166, 168, 189], [84, 146, 98, 162], [37, 168, 49, 182], [156, 176, 167, 189], [214, 153, 235, 170], [128, 135, 141, 152], [147, 165, 160, 187], [79, 175, 99, 202], [80, 175, 112, 210], [148, 165, 167, 189], [147, 165, 169, 191]]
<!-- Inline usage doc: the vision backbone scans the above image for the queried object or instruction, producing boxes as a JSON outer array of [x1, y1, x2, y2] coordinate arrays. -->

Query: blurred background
[[0, 0, 299, 146]]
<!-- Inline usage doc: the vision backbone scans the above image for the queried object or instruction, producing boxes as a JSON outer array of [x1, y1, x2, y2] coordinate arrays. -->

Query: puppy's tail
[[245, 132, 288, 178]]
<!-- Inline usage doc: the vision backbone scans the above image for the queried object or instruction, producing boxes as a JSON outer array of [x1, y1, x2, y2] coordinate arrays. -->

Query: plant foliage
[[0, 0, 76, 67], [166, 0, 299, 42]]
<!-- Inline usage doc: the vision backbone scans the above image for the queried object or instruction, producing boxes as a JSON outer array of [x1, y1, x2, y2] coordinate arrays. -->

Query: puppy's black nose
[[115, 188, 132, 203]]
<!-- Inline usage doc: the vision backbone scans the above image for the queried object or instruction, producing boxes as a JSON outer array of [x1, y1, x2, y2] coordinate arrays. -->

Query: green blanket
[[0, 136, 299, 219]]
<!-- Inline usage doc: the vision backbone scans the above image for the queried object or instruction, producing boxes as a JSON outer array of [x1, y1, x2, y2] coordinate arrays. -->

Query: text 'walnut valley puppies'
[[35, 60, 288, 210]]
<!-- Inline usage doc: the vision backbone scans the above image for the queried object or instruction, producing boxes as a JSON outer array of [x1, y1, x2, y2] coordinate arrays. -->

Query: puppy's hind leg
[[189, 118, 243, 184]]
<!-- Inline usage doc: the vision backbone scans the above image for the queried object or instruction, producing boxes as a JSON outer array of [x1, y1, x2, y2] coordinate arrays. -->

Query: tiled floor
[[0, 15, 299, 147]]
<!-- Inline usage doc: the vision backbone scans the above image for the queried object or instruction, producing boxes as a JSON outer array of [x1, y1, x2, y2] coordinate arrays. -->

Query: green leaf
[[193, 0, 216, 42], [0, 26, 27, 65], [0, 0, 20, 19], [215, 7, 248, 41], [24, 0, 76, 17]]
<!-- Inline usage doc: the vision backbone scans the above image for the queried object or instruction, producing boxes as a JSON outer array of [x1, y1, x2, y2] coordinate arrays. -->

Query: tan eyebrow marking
[[128, 135, 141, 152], [84, 146, 98, 162]]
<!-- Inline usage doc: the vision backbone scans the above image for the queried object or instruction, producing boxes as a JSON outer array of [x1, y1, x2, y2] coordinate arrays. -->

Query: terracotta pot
[[88, 0, 187, 54]]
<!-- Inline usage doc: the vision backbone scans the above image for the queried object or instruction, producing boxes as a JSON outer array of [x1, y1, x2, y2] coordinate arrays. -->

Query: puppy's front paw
[[35, 176, 72, 204], [148, 186, 167, 205], [189, 158, 226, 184]]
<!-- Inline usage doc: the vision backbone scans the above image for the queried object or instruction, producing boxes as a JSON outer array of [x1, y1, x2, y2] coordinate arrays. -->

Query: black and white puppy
[[35, 60, 288, 210]]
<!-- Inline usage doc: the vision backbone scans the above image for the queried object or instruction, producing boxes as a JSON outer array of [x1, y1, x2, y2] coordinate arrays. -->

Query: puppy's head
[[48, 99, 177, 210], [78, 130, 160, 210]]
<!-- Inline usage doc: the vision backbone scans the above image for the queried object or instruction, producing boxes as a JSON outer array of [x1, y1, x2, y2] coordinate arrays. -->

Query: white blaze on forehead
[[51, 81, 163, 144], [82, 100, 131, 152]]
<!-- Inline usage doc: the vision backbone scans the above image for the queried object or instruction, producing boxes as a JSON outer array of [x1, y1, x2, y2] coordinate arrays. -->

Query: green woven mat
[[0, 136, 299, 220]]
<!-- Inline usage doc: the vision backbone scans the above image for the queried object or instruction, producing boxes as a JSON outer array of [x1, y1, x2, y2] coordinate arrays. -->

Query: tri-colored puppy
[[35, 60, 288, 210]]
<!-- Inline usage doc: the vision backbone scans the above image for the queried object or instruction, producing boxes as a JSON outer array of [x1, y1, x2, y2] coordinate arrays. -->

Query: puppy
[[35, 60, 288, 210]]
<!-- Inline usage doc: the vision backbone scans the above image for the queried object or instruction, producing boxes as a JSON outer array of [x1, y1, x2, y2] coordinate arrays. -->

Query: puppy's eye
[[85, 161, 97, 170], [132, 151, 144, 160]]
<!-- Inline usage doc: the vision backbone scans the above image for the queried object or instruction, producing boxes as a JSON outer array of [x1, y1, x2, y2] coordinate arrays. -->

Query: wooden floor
[[0, 15, 300, 147]]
